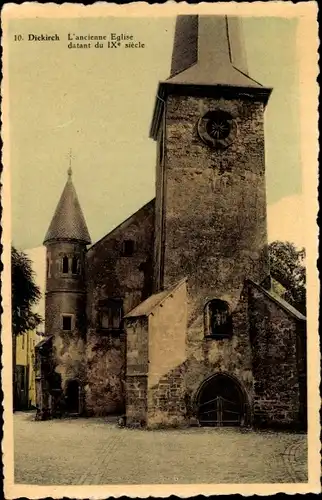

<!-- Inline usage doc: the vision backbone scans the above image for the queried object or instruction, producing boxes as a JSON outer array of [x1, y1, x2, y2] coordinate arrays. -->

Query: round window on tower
[[197, 110, 237, 149]]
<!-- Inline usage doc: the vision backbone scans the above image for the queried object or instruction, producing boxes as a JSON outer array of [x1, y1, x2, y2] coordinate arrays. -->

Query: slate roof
[[167, 15, 263, 88], [44, 172, 91, 245], [125, 277, 187, 318]]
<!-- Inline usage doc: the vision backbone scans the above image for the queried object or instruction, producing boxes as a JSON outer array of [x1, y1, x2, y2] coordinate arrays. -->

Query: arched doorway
[[197, 374, 247, 427], [65, 380, 80, 414]]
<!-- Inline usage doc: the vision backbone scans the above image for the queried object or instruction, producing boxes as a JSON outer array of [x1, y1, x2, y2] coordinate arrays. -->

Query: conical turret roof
[[44, 170, 91, 245]]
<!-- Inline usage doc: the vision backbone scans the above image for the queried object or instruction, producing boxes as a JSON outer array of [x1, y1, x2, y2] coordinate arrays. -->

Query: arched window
[[205, 299, 232, 338], [62, 256, 69, 274], [71, 256, 79, 275]]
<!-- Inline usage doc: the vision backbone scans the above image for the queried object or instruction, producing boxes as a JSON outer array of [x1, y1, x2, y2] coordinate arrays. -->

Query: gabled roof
[[44, 171, 91, 245], [125, 277, 187, 318], [247, 279, 306, 322], [88, 198, 155, 251]]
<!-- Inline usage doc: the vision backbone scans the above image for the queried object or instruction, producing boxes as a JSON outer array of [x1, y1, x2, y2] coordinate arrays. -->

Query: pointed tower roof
[[168, 15, 261, 88], [44, 169, 91, 245], [150, 15, 272, 139]]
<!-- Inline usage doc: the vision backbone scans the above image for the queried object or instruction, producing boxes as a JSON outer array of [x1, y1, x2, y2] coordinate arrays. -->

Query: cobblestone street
[[14, 412, 307, 485]]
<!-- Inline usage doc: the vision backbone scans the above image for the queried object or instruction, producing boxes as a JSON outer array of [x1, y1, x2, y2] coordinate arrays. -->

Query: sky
[[8, 15, 303, 250]]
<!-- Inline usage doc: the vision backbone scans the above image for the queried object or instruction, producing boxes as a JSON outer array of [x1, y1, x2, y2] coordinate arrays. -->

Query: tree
[[12, 247, 42, 410], [12, 247, 42, 336], [268, 241, 306, 315]]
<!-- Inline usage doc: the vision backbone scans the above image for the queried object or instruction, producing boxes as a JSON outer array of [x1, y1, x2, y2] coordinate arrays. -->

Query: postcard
[[1, 2, 320, 498]]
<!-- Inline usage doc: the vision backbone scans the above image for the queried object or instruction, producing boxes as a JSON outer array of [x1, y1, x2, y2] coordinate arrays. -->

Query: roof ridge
[[247, 279, 306, 322], [154, 277, 188, 312], [125, 277, 188, 318], [88, 198, 155, 251]]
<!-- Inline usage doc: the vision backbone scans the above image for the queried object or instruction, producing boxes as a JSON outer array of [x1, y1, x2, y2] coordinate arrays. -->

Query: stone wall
[[153, 127, 164, 292], [148, 363, 187, 428], [44, 240, 88, 399], [147, 280, 187, 427], [148, 93, 270, 427], [126, 375, 148, 427], [53, 331, 86, 392], [45, 241, 87, 298], [86, 200, 155, 314], [144, 283, 255, 427], [184, 284, 254, 405], [248, 282, 307, 428], [125, 317, 149, 426], [160, 95, 269, 303], [85, 334, 125, 416], [85, 201, 155, 416]]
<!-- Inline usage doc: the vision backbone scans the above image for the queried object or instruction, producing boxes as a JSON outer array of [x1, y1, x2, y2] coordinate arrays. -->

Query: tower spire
[[44, 152, 91, 245], [67, 149, 73, 179], [150, 15, 272, 139], [168, 15, 259, 87]]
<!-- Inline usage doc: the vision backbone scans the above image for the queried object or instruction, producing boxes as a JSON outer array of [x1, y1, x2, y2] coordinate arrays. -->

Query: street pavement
[[14, 411, 308, 485]]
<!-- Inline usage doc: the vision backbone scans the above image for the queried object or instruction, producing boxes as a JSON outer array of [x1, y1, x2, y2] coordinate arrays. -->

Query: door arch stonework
[[194, 372, 251, 427]]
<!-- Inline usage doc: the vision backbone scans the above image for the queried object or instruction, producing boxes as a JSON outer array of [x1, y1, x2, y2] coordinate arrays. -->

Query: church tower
[[144, 15, 275, 428], [151, 15, 272, 306], [43, 167, 91, 413]]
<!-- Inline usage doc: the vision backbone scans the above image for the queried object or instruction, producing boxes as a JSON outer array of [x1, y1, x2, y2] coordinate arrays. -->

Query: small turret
[[43, 166, 90, 414], [44, 167, 91, 246], [44, 167, 91, 338]]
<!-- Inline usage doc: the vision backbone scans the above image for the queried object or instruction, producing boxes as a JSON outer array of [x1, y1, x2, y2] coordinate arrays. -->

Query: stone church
[[36, 15, 307, 429]]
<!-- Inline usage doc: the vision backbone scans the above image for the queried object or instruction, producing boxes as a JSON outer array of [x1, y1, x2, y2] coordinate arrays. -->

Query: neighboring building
[[15, 330, 39, 409], [14, 246, 46, 410], [35, 15, 307, 429]]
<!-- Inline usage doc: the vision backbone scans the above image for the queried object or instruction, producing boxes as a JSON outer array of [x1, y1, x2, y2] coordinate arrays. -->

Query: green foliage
[[11, 247, 43, 336], [268, 241, 306, 315]]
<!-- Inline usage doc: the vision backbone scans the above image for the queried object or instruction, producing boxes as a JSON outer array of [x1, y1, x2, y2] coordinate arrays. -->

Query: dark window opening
[[98, 298, 123, 331], [62, 256, 69, 274], [72, 256, 79, 275], [62, 315, 73, 331], [122, 240, 135, 257], [205, 299, 232, 338]]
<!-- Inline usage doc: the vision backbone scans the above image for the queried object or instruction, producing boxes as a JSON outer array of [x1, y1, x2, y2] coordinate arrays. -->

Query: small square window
[[62, 315, 73, 331], [122, 240, 135, 257]]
